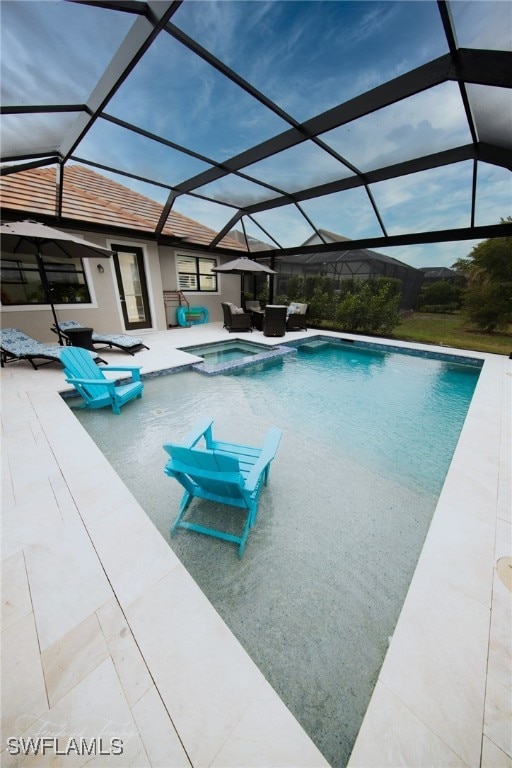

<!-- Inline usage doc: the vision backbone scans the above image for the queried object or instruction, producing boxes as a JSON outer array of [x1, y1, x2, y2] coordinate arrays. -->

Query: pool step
[[300, 341, 330, 352]]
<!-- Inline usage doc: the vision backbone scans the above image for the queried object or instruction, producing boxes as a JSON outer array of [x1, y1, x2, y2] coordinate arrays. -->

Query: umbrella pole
[[36, 249, 63, 344]]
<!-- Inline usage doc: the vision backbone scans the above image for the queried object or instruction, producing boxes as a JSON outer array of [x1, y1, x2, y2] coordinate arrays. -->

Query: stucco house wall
[[1, 235, 250, 340], [0, 229, 168, 342], [158, 245, 248, 327]]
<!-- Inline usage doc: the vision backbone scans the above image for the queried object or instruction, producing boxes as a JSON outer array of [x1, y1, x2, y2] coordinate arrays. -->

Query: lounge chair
[[263, 305, 287, 337], [163, 417, 281, 558], [286, 302, 308, 331], [51, 320, 149, 355], [221, 302, 253, 333], [61, 346, 143, 414], [0, 328, 106, 369]]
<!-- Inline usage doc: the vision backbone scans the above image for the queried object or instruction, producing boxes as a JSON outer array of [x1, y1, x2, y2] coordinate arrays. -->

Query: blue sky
[[1, 0, 510, 269]]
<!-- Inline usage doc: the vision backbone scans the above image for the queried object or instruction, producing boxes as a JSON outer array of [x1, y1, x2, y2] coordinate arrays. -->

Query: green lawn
[[390, 313, 512, 356], [312, 313, 512, 356]]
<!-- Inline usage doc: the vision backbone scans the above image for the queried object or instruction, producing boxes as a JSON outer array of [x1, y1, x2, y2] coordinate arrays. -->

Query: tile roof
[[0, 165, 245, 251]]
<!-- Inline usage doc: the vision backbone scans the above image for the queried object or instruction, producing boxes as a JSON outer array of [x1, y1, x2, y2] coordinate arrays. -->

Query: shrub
[[462, 280, 512, 332], [262, 274, 402, 332], [307, 286, 334, 323], [303, 275, 337, 300], [334, 280, 401, 333], [454, 224, 512, 332], [417, 280, 463, 310], [286, 276, 305, 301]]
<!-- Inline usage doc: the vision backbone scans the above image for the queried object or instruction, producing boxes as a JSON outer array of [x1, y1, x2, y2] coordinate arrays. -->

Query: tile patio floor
[[1, 323, 510, 767]]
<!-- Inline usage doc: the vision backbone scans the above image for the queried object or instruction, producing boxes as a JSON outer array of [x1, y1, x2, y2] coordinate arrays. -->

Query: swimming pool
[[73, 339, 481, 766]]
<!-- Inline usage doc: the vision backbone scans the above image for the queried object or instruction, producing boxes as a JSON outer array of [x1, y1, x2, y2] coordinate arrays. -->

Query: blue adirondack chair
[[163, 418, 281, 557], [61, 346, 143, 414]]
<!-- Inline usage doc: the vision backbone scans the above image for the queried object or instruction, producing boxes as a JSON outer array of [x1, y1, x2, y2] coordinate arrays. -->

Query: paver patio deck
[[1, 323, 510, 767]]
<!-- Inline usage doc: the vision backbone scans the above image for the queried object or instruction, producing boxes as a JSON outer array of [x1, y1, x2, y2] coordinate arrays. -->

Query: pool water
[[179, 339, 269, 364], [284, 342, 480, 494], [74, 341, 480, 766]]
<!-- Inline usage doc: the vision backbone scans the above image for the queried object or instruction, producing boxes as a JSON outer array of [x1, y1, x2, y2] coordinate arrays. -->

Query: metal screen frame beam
[[161, 49, 511, 200], [69, 1, 148, 14], [262, 222, 512, 259], [1, 1, 510, 255], [59, 1, 182, 161], [0, 157, 60, 176], [241, 146, 479, 215]]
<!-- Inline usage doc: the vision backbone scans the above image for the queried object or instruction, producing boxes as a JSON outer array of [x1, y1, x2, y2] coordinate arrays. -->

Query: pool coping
[[1, 324, 510, 767], [149, 333, 484, 379]]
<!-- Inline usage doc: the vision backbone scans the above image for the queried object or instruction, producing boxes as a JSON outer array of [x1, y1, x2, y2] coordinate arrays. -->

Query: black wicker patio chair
[[221, 302, 253, 332], [286, 302, 308, 331]]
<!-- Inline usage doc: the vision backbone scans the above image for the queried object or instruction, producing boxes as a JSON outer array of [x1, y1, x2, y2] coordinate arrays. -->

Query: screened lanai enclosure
[[1, 0, 511, 272], [276, 248, 424, 309]]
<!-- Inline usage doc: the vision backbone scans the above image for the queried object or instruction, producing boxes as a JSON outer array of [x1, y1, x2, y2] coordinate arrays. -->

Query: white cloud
[[173, 195, 236, 233], [1, 2, 132, 105], [249, 206, 316, 249], [450, 1, 512, 52], [371, 162, 474, 234], [322, 81, 471, 173], [475, 164, 512, 225], [379, 238, 483, 270], [300, 187, 383, 240]]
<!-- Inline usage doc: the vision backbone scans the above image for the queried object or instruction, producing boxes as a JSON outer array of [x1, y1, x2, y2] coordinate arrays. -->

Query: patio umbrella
[[0, 219, 114, 343], [212, 256, 276, 306]]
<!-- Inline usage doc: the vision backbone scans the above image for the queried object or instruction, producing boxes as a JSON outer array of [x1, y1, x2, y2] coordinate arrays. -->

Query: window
[[0, 252, 91, 305], [177, 254, 217, 292], [1, 258, 27, 284]]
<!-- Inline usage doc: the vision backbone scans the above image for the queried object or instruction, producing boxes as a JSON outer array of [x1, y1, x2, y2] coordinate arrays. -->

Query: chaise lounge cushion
[[0, 328, 105, 369], [53, 320, 148, 354]]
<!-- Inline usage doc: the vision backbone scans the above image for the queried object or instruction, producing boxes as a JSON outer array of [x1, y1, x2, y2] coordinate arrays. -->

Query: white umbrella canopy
[[212, 256, 276, 306], [0, 219, 115, 260], [0, 219, 114, 341], [212, 256, 276, 275]]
